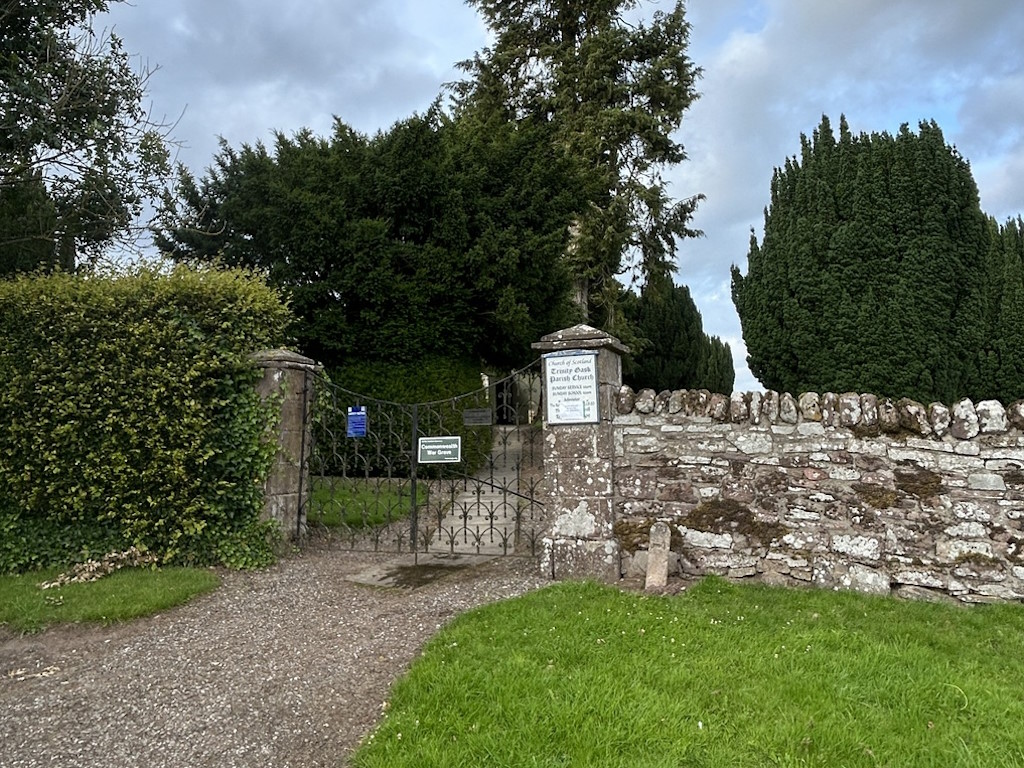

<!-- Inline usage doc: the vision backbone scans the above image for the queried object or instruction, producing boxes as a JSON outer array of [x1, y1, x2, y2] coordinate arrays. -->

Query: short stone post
[[645, 522, 671, 591], [532, 325, 628, 582], [253, 349, 320, 541]]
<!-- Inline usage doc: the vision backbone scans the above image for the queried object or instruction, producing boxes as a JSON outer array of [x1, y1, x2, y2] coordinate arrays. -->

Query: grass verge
[[352, 576, 1024, 768], [0, 566, 220, 633]]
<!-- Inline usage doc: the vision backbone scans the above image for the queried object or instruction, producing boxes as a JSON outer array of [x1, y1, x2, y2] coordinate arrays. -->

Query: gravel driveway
[[0, 544, 549, 768]]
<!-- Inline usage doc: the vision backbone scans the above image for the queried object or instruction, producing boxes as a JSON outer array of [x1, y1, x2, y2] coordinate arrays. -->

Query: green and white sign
[[544, 351, 600, 424], [417, 436, 462, 464]]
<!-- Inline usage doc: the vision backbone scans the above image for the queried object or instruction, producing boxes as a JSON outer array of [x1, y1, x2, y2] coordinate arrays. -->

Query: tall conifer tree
[[988, 218, 1024, 402], [454, 0, 703, 330], [625, 273, 734, 394], [732, 116, 991, 403]]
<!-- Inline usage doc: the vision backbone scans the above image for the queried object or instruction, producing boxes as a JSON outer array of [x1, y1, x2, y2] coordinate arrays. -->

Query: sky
[[99, 0, 1024, 391]]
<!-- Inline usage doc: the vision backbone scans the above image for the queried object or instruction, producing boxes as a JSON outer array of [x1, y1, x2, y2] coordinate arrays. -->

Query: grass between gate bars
[[310, 478, 427, 528], [352, 577, 1024, 768], [0, 567, 220, 633]]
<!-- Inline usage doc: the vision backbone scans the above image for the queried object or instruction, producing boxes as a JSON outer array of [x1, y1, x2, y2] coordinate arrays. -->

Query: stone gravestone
[[645, 521, 671, 591]]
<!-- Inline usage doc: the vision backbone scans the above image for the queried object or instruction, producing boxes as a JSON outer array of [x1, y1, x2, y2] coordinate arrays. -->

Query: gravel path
[[0, 545, 549, 768]]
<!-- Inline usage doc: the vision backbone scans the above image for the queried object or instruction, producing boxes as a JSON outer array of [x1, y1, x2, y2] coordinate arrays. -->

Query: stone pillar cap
[[251, 348, 322, 372], [532, 324, 630, 355]]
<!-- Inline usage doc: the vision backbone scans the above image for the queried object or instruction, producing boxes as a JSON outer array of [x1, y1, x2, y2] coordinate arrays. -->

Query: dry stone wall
[[613, 387, 1024, 603]]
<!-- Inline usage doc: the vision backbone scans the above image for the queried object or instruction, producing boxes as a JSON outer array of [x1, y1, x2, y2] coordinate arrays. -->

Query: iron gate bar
[[434, 470, 541, 504], [302, 360, 545, 557], [410, 403, 418, 564]]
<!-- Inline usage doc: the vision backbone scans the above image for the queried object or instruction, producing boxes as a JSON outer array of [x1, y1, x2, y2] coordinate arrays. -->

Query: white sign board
[[544, 351, 600, 424]]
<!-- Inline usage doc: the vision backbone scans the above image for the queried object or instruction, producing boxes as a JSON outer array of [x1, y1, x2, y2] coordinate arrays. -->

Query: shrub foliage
[[0, 267, 291, 573], [317, 358, 503, 479]]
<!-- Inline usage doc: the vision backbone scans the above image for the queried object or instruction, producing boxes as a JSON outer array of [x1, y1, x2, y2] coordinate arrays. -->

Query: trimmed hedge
[[330, 357, 487, 404], [0, 267, 291, 573]]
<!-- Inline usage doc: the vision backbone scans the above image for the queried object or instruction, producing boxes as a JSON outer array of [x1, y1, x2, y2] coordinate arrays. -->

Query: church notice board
[[543, 350, 600, 425]]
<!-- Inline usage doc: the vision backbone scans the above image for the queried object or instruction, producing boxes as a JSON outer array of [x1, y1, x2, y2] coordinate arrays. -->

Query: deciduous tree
[[1, 0, 170, 272]]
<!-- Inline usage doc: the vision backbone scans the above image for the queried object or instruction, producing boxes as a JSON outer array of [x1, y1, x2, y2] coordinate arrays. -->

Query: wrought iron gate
[[302, 362, 545, 556]]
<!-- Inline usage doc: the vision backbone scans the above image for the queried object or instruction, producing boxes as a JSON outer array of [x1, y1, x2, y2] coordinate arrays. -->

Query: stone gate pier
[[534, 325, 628, 581], [253, 349, 319, 541]]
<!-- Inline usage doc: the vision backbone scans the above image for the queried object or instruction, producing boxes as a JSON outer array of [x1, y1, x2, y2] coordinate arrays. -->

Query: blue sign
[[347, 406, 367, 438]]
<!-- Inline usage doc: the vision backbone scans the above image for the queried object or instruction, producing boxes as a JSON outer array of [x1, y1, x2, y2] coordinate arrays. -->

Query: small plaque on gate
[[347, 405, 367, 438], [462, 408, 492, 426]]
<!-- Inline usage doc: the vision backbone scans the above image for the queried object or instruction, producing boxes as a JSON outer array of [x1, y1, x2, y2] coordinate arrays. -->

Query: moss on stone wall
[[853, 483, 899, 509], [895, 466, 944, 498], [613, 516, 685, 553], [680, 499, 787, 544]]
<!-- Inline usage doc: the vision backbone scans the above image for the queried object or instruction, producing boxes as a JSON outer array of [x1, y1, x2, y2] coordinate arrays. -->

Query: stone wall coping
[[615, 385, 1024, 441]]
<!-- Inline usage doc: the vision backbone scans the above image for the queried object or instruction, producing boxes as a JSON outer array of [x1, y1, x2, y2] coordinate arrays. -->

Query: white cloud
[[677, 0, 1024, 391]]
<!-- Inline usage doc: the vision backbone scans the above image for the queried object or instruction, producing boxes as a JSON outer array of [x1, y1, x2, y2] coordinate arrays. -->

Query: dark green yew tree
[[732, 115, 993, 403], [442, 109, 586, 367], [155, 109, 584, 369], [158, 0, 709, 371], [625, 274, 734, 394]]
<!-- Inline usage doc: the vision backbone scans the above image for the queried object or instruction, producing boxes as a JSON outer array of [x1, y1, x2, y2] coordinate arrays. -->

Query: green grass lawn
[[309, 477, 426, 528], [352, 576, 1024, 768], [0, 566, 220, 633]]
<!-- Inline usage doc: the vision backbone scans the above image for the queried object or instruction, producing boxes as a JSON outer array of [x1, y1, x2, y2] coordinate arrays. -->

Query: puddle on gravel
[[381, 563, 472, 588], [347, 554, 497, 588]]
